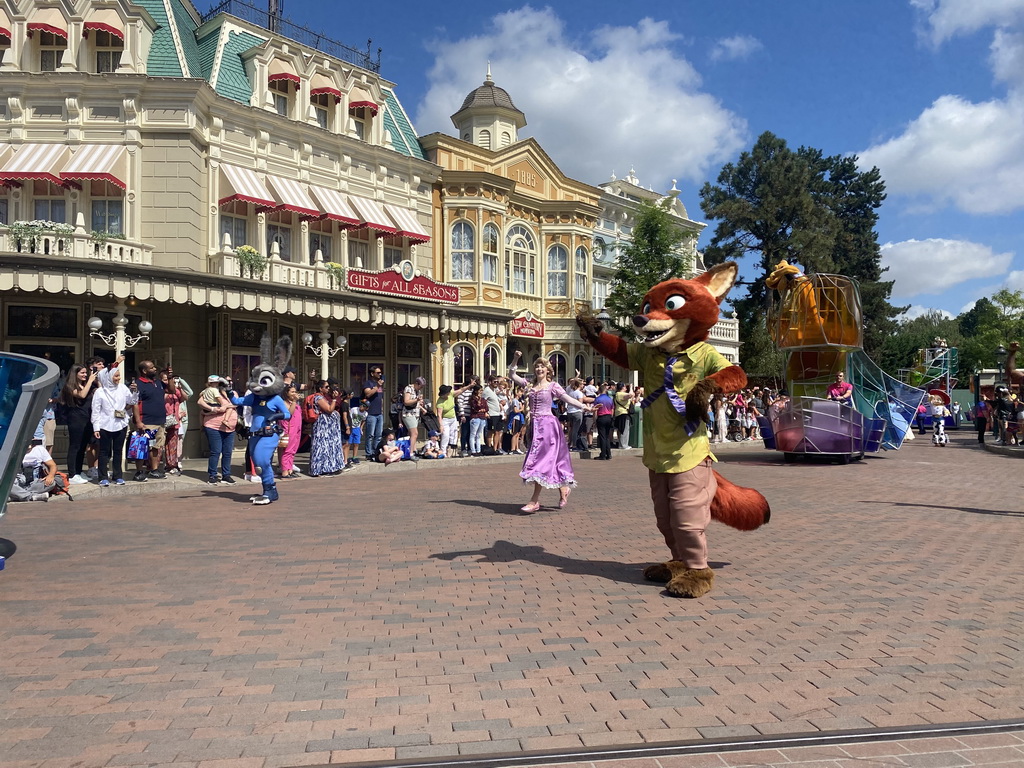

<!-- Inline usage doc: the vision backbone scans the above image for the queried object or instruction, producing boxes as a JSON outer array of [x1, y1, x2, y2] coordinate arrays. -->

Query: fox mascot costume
[[577, 262, 770, 598]]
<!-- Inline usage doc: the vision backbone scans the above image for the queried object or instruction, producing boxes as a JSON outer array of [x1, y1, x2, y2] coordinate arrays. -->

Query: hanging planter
[[325, 261, 345, 286], [8, 220, 74, 253], [235, 245, 267, 278]]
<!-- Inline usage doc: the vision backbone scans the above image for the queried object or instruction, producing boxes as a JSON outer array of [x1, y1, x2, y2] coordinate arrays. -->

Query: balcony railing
[[0, 226, 153, 265], [202, 0, 381, 72], [208, 247, 343, 291], [709, 315, 740, 343]]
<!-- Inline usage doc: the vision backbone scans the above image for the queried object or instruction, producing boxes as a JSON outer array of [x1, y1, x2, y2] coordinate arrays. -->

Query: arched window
[[453, 344, 475, 385], [574, 246, 588, 300], [505, 224, 536, 294], [484, 346, 501, 379], [500, 131, 512, 147], [547, 244, 568, 297], [482, 223, 499, 283], [479, 129, 491, 150], [574, 353, 586, 381], [451, 221, 474, 281], [550, 353, 567, 386]]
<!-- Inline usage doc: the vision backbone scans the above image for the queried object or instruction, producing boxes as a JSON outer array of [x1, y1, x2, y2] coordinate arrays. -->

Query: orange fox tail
[[710, 470, 771, 531]]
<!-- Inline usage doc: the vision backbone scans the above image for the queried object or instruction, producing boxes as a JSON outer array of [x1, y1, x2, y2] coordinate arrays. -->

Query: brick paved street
[[1, 431, 1022, 768]]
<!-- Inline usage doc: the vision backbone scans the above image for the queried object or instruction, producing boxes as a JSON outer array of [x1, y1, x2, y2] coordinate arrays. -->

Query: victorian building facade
[[0, 0, 505, 453], [420, 74, 740, 388]]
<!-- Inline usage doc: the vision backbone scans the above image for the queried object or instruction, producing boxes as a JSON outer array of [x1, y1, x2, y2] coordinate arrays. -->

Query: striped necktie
[[640, 355, 701, 436]]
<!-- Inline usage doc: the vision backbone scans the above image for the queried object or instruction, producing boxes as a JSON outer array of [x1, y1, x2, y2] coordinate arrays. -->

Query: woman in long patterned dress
[[309, 379, 344, 477], [508, 350, 592, 512]]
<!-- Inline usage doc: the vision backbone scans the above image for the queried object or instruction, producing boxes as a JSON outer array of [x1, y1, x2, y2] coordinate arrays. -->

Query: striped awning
[[219, 164, 275, 208], [308, 185, 360, 226], [309, 72, 341, 102], [266, 175, 320, 217], [0, 144, 71, 186], [60, 145, 127, 189], [268, 58, 300, 85], [383, 204, 430, 243], [348, 194, 397, 234], [0, 8, 11, 39], [27, 7, 67, 38], [348, 87, 379, 115], [83, 9, 125, 40]]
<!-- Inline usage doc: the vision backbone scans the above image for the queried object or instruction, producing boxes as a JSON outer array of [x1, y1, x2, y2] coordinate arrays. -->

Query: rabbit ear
[[275, 336, 293, 370], [259, 332, 273, 365]]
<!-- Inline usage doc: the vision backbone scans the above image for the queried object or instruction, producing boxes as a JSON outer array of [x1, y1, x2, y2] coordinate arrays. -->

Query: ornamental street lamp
[[595, 309, 612, 383], [302, 322, 346, 380], [995, 343, 1008, 389], [87, 301, 153, 376]]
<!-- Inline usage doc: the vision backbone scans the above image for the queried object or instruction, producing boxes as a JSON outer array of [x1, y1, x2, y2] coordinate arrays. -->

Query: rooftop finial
[[485, 61, 493, 85], [671, 179, 679, 192]]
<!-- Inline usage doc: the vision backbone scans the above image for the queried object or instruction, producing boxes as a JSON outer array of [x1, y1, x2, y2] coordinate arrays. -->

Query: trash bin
[[631, 409, 643, 449]]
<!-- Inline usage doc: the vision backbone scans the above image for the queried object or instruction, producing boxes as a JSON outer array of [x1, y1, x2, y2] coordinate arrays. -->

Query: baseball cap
[[207, 374, 227, 385]]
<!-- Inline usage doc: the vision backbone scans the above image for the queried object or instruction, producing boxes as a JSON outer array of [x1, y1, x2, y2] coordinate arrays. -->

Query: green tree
[[800, 150, 904, 358], [877, 311, 961, 377], [700, 131, 904, 373], [605, 198, 691, 336], [699, 132, 836, 376]]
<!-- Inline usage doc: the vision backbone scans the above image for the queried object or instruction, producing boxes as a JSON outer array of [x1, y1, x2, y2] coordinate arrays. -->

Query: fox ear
[[695, 262, 739, 301]]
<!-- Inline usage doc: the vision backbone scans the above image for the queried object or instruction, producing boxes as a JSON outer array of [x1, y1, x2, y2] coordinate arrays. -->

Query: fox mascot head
[[630, 263, 739, 354]]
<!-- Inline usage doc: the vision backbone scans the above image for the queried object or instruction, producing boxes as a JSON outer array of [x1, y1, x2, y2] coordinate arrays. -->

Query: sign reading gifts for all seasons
[[509, 313, 545, 338], [346, 260, 460, 305]]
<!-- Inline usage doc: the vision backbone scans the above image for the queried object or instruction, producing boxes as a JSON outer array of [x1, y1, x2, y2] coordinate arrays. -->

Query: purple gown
[[517, 380, 577, 489]]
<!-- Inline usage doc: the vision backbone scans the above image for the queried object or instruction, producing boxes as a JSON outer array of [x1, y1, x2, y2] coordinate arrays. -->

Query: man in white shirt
[[482, 376, 504, 454], [9, 441, 57, 502]]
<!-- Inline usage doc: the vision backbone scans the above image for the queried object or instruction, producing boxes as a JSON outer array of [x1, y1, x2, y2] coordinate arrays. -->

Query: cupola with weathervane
[[450, 64, 527, 152]]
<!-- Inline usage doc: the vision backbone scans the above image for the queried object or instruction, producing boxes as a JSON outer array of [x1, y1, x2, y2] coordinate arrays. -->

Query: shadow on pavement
[[431, 539, 732, 586], [860, 499, 1024, 517]]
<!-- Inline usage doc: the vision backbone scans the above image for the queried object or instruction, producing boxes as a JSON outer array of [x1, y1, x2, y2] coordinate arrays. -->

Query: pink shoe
[[559, 488, 572, 508], [520, 502, 541, 512]]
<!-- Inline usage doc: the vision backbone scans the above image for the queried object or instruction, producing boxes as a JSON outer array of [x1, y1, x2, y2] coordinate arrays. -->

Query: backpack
[[303, 394, 319, 423], [49, 472, 73, 501]]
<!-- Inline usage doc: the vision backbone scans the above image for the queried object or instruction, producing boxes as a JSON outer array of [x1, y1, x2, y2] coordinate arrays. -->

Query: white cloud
[[1003, 269, 1024, 291], [414, 7, 747, 190], [881, 237, 1014, 297], [860, 94, 1024, 215], [709, 35, 763, 62], [860, 2, 1024, 215], [912, 0, 1024, 44], [902, 304, 954, 320]]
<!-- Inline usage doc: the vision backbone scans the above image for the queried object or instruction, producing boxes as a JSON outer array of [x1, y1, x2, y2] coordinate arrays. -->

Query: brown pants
[[649, 459, 717, 570]]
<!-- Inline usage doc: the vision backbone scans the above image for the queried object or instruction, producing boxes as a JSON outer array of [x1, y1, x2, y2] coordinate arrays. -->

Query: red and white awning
[[308, 185, 360, 227], [219, 164, 276, 208], [0, 8, 12, 39], [83, 9, 125, 40], [27, 8, 67, 39], [0, 144, 71, 186], [383, 204, 430, 243], [348, 86, 379, 115], [266, 175, 320, 217], [348, 194, 397, 234], [60, 145, 128, 189], [268, 58, 300, 85], [309, 72, 341, 102]]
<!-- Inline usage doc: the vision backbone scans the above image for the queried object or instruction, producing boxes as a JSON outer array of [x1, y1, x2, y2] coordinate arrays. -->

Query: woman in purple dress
[[508, 351, 592, 512]]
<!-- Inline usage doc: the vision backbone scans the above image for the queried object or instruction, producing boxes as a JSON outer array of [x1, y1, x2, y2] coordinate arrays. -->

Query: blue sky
[[281, 0, 1024, 319]]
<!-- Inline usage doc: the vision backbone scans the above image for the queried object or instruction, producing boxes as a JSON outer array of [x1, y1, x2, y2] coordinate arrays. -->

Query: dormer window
[[269, 79, 291, 117], [38, 30, 66, 71], [311, 92, 331, 129], [348, 88, 378, 141], [94, 30, 123, 73]]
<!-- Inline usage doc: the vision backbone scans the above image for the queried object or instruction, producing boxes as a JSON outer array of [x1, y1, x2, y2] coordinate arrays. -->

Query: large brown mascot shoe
[[666, 567, 715, 598], [643, 560, 688, 583]]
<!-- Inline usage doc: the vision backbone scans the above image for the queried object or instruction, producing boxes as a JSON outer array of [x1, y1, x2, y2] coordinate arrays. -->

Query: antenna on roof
[[268, 0, 282, 32]]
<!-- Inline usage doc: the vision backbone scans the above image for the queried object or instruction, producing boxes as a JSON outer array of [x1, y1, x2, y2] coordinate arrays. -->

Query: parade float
[[760, 261, 927, 463]]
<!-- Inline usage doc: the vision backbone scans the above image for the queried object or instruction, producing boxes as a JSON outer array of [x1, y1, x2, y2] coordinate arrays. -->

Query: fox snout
[[633, 315, 649, 328]]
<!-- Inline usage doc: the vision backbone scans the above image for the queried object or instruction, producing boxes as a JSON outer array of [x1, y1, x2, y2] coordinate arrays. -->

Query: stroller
[[726, 406, 745, 442]]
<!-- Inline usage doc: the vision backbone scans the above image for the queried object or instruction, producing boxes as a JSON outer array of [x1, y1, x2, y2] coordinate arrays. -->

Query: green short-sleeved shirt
[[628, 341, 736, 474]]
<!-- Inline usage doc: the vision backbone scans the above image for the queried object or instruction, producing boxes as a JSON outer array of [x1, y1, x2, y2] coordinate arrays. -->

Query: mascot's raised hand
[[577, 262, 769, 599]]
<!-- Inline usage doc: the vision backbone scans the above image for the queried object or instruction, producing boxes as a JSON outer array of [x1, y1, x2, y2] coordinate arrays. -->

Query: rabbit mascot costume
[[231, 334, 292, 505]]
